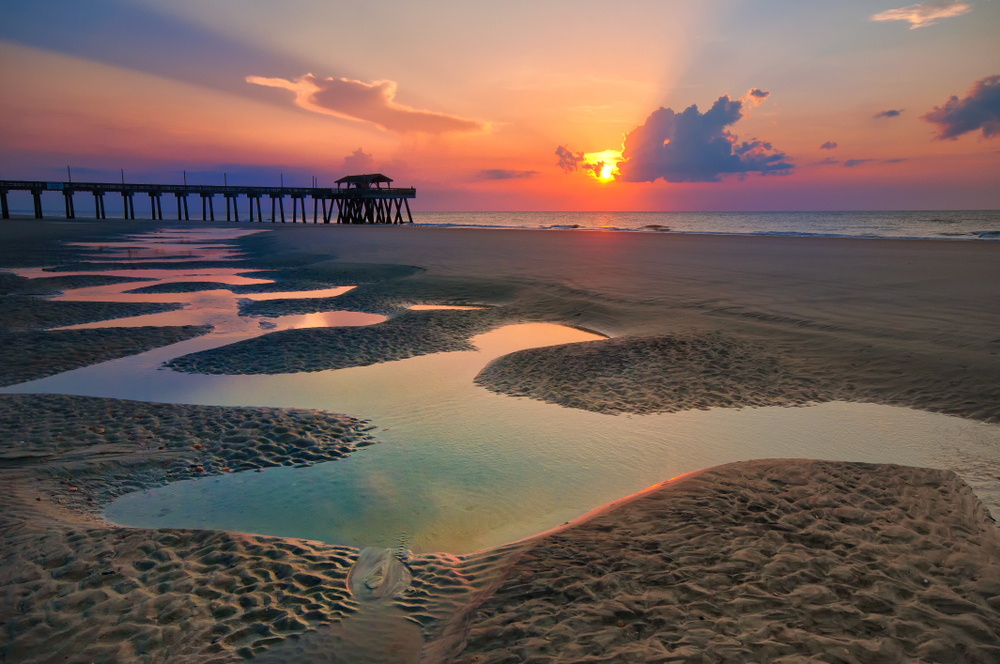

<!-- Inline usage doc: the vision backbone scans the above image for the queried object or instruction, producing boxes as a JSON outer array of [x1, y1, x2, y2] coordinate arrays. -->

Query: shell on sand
[[346, 547, 413, 601]]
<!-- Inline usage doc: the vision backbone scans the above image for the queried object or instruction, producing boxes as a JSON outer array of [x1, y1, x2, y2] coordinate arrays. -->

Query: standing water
[[3, 226, 999, 554]]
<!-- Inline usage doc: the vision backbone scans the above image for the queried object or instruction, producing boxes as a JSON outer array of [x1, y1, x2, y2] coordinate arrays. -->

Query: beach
[[2, 219, 1000, 663]]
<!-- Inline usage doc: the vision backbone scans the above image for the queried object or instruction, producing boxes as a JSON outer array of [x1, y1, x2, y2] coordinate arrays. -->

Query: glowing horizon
[[0, 1, 997, 210]]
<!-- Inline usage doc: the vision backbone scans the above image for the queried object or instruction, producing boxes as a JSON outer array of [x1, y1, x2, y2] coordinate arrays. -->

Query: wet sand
[[2, 219, 1000, 662], [444, 460, 1000, 663]]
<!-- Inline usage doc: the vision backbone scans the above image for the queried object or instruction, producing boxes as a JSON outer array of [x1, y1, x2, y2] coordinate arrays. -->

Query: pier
[[0, 173, 415, 224]]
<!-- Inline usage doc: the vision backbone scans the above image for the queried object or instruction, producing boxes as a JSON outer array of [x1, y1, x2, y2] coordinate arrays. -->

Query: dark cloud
[[921, 74, 1000, 140], [843, 159, 874, 168], [341, 148, 375, 173], [884, 158, 909, 163], [811, 157, 841, 166], [746, 88, 770, 100], [555, 146, 586, 172], [615, 94, 793, 183], [820, 141, 838, 150], [874, 109, 904, 119], [247, 74, 485, 134], [477, 169, 539, 180]]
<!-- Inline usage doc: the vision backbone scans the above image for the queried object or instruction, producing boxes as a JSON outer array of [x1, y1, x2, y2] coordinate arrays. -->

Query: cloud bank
[[477, 169, 539, 180], [921, 74, 1000, 139], [820, 141, 838, 150], [247, 73, 485, 134], [875, 109, 904, 118], [615, 92, 793, 183], [341, 148, 375, 173], [870, 0, 972, 28]]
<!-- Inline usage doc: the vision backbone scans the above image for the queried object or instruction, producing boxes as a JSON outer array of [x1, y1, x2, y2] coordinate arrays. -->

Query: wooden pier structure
[[0, 173, 415, 224]]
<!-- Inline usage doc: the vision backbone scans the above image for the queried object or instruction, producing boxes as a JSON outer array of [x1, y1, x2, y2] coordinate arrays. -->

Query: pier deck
[[0, 173, 415, 224]]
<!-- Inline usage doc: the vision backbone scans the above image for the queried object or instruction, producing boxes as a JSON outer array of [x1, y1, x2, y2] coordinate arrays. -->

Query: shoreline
[[2, 219, 1000, 662], [3, 210, 1000, 242]]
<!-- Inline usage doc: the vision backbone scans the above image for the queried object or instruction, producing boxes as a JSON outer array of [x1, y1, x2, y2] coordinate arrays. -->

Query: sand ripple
[[447, 460, 1000, 663], [475, 332, 1000, 424], [167, 309, 517, 375]]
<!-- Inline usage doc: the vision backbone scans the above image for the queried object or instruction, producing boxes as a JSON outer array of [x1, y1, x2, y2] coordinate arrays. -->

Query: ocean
[[6, 202, 999, 240], [412, 210, 1000, 241]]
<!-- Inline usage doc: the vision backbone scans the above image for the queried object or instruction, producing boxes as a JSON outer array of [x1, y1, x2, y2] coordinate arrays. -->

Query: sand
[[2, 219, 1000, 662], [0, 394, 386, 663], [0, 326, 212, 387], [249, 226, 1000, 424], [166, 308, 524, 375], [440, 460, 1000, 664]]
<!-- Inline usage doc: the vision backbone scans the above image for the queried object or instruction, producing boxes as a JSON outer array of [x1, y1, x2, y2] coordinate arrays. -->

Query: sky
[[1, 0, 998, 211]]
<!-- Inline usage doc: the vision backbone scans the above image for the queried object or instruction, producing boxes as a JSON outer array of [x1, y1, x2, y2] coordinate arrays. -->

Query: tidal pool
[[8, 321, 1000, 554], [6, 226, 999, 555]]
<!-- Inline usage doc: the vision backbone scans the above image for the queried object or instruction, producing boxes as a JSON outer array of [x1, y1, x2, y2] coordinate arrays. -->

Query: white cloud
[[870, 0, 972, 29], [247, 73, 486, 134]]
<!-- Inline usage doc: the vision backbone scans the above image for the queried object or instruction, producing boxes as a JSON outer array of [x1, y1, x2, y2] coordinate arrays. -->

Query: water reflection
[[5, 226, 999, 555], [7, 322, 999, 553]]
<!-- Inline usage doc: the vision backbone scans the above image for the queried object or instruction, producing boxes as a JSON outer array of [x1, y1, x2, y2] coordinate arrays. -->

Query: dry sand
[[2, 220, 1000, 662]]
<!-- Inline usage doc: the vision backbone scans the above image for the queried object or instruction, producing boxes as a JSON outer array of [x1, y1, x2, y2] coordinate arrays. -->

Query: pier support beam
[[225, 194, 240, 221], [32, 190, 43, 219], [121, 192, 135, 219], [0, 189, 8, 219], [175, 193, 189, 220], [201, 194, 215, 221], [64, 191, 75, 219], [148, 193, 163, 220], [248, 196, 263, 222], [93, 192, 106, 219], [291, 196, 307, 223]]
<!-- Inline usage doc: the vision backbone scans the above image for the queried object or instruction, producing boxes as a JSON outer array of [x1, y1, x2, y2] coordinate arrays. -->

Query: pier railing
[[0, 180, 416, 224]]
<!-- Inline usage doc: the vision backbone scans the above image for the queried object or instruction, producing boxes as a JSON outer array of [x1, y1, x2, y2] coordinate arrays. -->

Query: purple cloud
[[875, 109, 904, 119], [921, 75, 1000, 140], [555, 146, 586, 172], [615, 94, 793, 183], [341, 148, 375, 173], [820, 141, 839, 150], [843, 159, 874, 168]]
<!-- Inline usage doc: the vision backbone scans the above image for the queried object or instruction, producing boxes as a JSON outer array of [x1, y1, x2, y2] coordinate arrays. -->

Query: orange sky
[[1, 0, 998, 210]]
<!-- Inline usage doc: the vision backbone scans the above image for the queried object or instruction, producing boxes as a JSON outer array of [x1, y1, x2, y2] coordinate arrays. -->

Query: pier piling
[[0, 173, 414, 223]]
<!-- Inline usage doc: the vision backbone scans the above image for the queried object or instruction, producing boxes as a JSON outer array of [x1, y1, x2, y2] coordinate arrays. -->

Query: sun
[[583, 149, 622, 182]]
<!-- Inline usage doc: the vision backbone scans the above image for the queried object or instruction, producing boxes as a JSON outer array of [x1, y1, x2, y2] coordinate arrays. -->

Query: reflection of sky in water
[[14, 229, 373, 335], [6, 321, 1000, 554], [408, 304, 485, 311], [66, 228, 262, 262], [6, 226, 1000, 554]]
